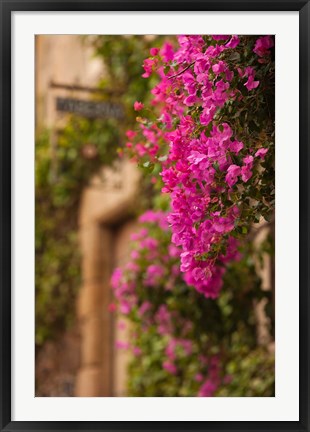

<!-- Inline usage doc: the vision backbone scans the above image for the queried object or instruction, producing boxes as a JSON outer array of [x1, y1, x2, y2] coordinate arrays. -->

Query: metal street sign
[[56, 97, 124, 120]]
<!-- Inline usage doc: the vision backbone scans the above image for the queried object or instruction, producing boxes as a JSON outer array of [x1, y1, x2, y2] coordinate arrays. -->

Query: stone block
[[80, 314, 104, 366], [78, 160, 140, 227], [79, 224, 113, 283], [75, 366, 104, 397], [77, 283, 104, 319]]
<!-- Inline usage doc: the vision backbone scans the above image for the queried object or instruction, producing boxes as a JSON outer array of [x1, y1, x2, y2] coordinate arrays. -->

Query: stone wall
[[35, 35, 102, 128]]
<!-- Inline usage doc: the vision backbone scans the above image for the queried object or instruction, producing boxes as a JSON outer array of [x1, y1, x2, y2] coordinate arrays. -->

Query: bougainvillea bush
[[112, 211, 274, 396], [112, 35, 275, 396]]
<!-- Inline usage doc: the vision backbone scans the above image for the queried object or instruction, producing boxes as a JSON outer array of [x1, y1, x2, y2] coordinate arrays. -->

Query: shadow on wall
[[36, 328, 80, 397]]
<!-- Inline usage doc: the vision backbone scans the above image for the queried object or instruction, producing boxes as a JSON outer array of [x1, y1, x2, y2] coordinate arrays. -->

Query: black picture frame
[[1, 1, 309, 431]]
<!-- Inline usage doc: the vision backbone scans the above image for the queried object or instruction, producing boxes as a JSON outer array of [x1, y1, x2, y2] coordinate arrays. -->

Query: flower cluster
[[110, 35, 275, 397], [111, 211, 227, 395], [111, 211, 179, 317], [253, 35, 274, 59], [126, 35, 274, 298], [110, 209, 275, 397]]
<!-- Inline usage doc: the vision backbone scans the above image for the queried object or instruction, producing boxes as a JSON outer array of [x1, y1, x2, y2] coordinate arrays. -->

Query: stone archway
[[75, 160, 140, 396]]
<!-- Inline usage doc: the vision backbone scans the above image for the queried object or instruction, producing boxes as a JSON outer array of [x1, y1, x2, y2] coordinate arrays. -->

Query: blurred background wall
[[35, 35, 139, 397], [36, 35, 102, 128]]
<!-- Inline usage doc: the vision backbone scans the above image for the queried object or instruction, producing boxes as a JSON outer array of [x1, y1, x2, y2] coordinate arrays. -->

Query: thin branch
[[168, 61, 196, 79]]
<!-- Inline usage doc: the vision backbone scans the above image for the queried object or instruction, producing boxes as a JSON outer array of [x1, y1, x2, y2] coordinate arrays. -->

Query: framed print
[[1, 1, 309, 431]]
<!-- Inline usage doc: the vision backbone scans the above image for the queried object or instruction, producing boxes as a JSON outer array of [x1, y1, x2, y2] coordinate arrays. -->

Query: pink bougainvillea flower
[[142, 58, 157, 78], [244, 75, 260, 91], [211, 35, 229, 41], [134, 101, 144, 111], [133, 347, 142, 356], [184, 94, 199, 106], [163, 360, 178, 375], [120, 301, 131, 315], [111, 268, 122, 289], [213, 217, 235, 234], [253, 36, 274, 57], [242, 66, 260, 91], [255, 148, 269, 159], [130, 250, 139, 260], [243, 155, 254, 168], [212, 61, 226, 74], [182, 71, 196, 95], [180, 339, 193, 355], [126, 130, 137, 139], [160, 42, 174, 62], [225, 35, 240, 49], [108, 303, 117, 312], [230, 140, 244, 154], [115, 340, 129, 350], [138, 301, 152, 316], [187, 151, 208, 166], [200, 106, 216, 126], [241, 165, 253, 182], [198, 379, 218, 397], [150, 47, 160, 56], [225, 164, 241, 187], [195, 373, 204, 382], [192, 266, 206, 282], [130, 228, 148, 241], [145, 264, 165, 286], [139, 210, 169, 229]]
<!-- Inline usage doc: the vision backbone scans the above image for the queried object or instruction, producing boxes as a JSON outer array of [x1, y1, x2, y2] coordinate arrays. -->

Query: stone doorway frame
[[75, 161, 140, 396]]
